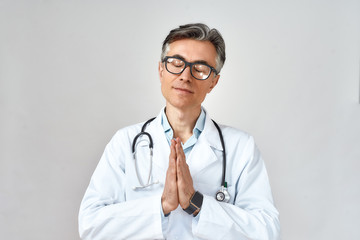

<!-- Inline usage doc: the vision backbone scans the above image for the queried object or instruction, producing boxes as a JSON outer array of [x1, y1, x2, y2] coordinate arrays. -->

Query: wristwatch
[[183, 191, 203, 215]]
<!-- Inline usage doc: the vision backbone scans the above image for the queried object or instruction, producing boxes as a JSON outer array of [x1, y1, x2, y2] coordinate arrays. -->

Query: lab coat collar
[[153, 107, 223, 151], [200, 108, 223, 152], [145, 107, 224, 177]]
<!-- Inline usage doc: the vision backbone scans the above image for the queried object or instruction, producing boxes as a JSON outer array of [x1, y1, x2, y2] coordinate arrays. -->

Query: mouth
[[173, 87, 194, 94]]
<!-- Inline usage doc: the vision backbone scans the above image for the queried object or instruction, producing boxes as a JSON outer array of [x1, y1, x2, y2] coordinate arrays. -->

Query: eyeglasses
[[162, 56, 218, 80]]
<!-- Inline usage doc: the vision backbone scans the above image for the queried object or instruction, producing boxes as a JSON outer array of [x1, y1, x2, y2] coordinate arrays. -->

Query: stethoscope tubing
[[211, 120, 226, 187]]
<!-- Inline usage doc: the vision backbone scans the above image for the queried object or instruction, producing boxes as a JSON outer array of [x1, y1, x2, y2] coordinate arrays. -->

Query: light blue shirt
[[161, 108, 206, 158]]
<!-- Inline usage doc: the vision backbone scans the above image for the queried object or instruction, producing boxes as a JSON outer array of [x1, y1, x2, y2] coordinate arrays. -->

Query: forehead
[[167, 39, 217, 65]]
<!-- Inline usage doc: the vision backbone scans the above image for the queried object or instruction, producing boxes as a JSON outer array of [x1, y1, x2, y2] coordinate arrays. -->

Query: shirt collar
[[161, 107, 206, 141]]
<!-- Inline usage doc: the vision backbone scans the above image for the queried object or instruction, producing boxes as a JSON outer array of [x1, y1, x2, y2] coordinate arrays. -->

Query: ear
[[158, 61, 164, 82], [207, 74, 220, 93]]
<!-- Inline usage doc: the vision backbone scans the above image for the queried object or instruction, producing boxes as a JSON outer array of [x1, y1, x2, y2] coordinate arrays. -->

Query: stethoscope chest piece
[[215, 183, 230, 202]]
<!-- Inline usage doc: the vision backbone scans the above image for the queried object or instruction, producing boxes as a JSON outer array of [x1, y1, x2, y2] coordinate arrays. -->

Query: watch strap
[[183, 191, 203, 215]]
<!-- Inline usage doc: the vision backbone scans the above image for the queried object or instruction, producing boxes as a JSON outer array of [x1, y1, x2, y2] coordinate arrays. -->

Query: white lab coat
[[79, 109, 280, 240]]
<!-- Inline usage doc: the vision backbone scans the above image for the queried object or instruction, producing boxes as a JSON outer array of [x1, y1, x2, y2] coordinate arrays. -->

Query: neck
[[165, 105, 202, 143]]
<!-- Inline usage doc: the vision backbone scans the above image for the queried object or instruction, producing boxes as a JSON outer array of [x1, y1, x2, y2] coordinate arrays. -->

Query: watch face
[[216, 191, 225, 201]]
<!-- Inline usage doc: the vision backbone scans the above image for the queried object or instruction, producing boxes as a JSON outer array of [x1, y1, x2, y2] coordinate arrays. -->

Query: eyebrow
[[170, 54, 211, 66]]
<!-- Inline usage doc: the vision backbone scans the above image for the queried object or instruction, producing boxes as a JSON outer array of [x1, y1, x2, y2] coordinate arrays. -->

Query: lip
[[173, 87, 194, 94]]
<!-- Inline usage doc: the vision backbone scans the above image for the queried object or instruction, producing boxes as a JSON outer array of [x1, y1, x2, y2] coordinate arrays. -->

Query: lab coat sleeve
[[78, 130, 165, 240], [193, 136, 280, 240]]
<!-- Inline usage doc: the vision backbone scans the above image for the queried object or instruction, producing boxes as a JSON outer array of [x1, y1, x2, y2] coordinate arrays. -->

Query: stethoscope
[[132, 117, 230, 203]]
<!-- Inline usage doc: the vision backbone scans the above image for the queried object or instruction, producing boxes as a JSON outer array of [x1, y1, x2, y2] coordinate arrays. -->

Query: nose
[[179, 65, 193, 82]]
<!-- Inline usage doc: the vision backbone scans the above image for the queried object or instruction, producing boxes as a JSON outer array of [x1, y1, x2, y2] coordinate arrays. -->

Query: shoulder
[[203, 110, 255, 149], [100, 121, 152, 161], [111, 121, 145, 144], [215, 123, 259, 159], [111, 116, 161, 143], [112, 110, 163, 141], [216, 123, 254, 144], [114, 122, 143, 136]]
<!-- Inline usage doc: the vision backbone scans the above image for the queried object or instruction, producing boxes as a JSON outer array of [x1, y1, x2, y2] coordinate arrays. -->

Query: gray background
[[1, 0, 359, 239]]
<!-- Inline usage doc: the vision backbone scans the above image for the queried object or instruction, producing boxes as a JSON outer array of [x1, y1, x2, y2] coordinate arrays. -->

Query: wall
[[0, 0, 359, 239]]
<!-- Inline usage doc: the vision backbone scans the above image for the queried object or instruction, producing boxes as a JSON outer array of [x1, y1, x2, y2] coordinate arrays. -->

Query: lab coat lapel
[[187, 112, 223, 177]]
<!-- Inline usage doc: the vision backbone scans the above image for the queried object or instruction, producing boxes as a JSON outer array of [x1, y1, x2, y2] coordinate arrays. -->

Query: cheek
[[160, 76, 172, 96], [203, 83, 214, 94], [161, 72, 177, 86]]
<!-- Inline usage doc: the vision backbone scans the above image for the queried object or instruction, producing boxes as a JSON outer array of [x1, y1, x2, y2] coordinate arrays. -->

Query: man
[[79, 23, 280, 239]]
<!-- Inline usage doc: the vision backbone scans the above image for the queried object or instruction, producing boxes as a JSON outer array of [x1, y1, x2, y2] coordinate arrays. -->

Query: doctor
[[79, 23, 280, 239]]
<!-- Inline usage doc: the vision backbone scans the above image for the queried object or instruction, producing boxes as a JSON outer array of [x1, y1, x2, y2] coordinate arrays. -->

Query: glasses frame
[[162, 56, 218, 80]]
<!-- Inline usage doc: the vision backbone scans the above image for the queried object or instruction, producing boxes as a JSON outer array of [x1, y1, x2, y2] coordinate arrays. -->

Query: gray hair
[[161, 23, 226, 74]]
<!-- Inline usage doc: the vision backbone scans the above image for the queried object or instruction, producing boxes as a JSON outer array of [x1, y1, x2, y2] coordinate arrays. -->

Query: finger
[[175, 140, 184, 173], [170, 139, 176, 161], [168, 139, 177, 177], [175, 138, 185, 163], [175, 140, 189, 182]]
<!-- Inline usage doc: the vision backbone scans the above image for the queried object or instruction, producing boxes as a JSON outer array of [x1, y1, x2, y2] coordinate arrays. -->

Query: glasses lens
[[191, 64, 211, 80], [166, 57, 185, 74]]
